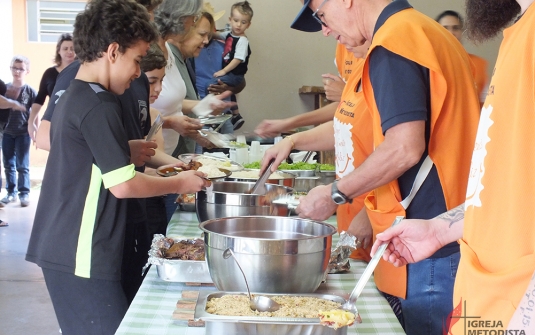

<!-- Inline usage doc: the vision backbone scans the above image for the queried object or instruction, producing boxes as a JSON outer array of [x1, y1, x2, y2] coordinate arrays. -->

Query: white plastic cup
[[237, 135, 247, 144], [229, 148, 237, 162], [274, 136, 283, 144], [235, 147, 248, 164], [250, 141, 261, 155]]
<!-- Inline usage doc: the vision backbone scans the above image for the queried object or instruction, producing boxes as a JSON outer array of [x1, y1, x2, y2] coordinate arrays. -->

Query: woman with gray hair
[[152, 0, 204, 157], [152, 0, 232, 222]]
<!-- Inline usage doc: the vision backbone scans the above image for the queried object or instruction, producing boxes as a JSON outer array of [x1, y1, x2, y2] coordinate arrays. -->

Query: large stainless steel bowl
[[196, 181, 293, 222], [199, 216, 336, 293]]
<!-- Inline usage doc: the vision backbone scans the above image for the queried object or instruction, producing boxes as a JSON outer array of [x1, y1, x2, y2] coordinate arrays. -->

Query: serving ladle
[[340, 216, 404, 314], [222, 248, 281, 312]]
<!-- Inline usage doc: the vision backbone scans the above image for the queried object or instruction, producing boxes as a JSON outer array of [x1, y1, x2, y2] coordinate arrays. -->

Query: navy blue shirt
[[369, 0, 455, 258]]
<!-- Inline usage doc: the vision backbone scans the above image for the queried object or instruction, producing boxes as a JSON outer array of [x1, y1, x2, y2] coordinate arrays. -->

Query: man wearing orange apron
[[374, 0, 535, 333], [289, 0, 480, 333]]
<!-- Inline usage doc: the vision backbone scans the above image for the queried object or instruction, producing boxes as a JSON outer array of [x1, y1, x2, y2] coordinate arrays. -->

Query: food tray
[[157, 166, 231, 180], [198, 114, 232, 125], [178, 154, 243, 172], [156, 259, 213, 283], [193, 291, 350, 335], [177, 202, 196, 212]]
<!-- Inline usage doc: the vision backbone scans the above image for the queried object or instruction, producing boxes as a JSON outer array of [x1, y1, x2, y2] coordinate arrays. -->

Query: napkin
[[192, 94, 220, 117]]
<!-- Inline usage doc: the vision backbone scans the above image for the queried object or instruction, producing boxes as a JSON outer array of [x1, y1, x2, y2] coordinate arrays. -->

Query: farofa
[[205, 294, 341, 317]]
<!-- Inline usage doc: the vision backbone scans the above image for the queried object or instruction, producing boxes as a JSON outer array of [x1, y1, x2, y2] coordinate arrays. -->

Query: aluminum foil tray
[[156, 259, 213, 283], [193, 291, 349, 335]]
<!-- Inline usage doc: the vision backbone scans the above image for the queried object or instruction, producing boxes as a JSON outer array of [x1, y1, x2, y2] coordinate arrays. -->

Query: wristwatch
[[331, 180, 352, 205]]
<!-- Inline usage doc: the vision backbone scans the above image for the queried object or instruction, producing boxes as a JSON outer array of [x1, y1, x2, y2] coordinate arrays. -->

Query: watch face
[[331, 193, 346, 205]]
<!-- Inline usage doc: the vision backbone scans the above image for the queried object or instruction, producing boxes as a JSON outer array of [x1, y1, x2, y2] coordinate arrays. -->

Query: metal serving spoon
[[340, 216, 404, 313], [222, 248, 281, 313]]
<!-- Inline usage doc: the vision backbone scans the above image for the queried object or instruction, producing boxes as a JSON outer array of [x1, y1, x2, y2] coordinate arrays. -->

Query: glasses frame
[[312, 0, 329, 28], [10, 66, 26, 73]]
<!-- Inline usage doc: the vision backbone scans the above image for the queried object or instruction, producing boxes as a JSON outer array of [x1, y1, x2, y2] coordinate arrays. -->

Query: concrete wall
[[206, 0, 501, 134], [4, 0, 502, 167]]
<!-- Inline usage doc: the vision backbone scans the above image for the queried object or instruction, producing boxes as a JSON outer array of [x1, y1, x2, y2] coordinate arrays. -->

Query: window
[[27, 0, 86, 43]]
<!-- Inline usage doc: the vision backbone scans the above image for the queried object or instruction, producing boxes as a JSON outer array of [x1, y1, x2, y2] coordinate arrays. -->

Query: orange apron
[[333, 54, 373, 261], [468, 53, 488, 103], [362, 7, 480, 299], [453, 4, 535, 331], [335, 43, 357, 82]]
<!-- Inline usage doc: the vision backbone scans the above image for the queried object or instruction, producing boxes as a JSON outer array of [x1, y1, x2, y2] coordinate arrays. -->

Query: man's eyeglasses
[[312, 0, 329, 28], [10, 67, 26, 73]]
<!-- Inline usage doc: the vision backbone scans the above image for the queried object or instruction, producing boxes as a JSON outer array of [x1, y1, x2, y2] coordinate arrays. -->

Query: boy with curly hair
[[25, 1, 210, 333]]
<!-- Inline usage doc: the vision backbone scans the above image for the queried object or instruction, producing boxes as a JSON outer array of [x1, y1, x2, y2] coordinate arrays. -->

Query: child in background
[[211, 0, 253, 130], [1, 55, 36, 208]]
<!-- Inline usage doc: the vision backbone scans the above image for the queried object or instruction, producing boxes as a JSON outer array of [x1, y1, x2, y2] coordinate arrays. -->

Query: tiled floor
[[0, 168, 60, 335]]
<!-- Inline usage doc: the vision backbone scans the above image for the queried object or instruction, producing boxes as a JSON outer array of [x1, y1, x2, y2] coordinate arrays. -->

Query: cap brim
[[290, 0, 322, 32]]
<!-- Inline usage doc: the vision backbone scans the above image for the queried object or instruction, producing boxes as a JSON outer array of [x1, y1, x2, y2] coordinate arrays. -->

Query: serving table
[[116, 211, 405, 335]]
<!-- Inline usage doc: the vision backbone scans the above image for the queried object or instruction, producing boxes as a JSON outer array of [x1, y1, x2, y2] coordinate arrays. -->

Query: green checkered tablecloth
[[116, 211, 405, 335]]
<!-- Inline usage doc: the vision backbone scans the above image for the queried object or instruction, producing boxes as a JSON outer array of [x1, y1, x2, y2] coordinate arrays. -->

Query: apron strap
[[400, 155, 434, 209]]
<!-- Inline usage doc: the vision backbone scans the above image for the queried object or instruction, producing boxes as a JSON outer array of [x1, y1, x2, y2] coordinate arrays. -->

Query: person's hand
[[260, 138, 294, 174], [347, 209, 373, 249], [12, 101, 26, 112], [295, 184, 337, 220], [128, 139, 157, 167], [371, 219, 445, 267], [207, 79, 231, 95], [28, 120, 39, 144], [166, 115, 202, 137], [193, 132, 216, 150], [170, 170, 212, 194], [254, 119, 292, 138], [322, 73, 345, 102], [213, 70, 226, 78], [209, 91, 236, 114]]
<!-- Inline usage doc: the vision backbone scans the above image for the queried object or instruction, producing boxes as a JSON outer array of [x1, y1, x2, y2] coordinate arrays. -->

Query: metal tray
[[178, 154, 244, 172], [193, 291, 349, 335], [198, 114, 232, 125], [156, 259, 212, 283]]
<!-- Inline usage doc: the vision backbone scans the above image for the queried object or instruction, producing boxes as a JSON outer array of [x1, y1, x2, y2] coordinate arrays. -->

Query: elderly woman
[[153, 1, 232, 221]]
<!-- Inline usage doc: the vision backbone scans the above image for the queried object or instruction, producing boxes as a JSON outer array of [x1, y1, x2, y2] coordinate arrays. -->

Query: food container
[[194, 291, 349, 335], [156, 259, 212, 283], [146, 236, 212, 283], [226, 170, 296, 188], [293, 177, 321, 193], [196, 181, 293, 222], [176, 194, 196, 212], [199, 216, 336, 293], [280, 169, 316, 177], [316, 170, 336, 186]]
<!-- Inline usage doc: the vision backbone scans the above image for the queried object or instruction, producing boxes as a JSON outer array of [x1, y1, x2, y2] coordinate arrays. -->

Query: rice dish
[[205, 294, 341, 317], [197, 157, 237, 170], [198, 165, 227, 178]]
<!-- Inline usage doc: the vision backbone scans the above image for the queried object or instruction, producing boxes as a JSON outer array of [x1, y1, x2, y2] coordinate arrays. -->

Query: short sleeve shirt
[[26, 80, 135, 280]]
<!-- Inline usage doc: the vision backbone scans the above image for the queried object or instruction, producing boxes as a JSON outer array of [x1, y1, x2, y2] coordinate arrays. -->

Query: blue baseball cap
[[291, 0, 322, 32]]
